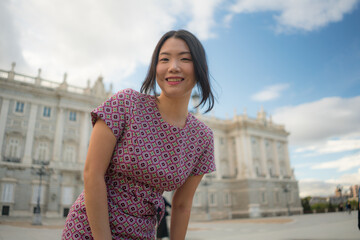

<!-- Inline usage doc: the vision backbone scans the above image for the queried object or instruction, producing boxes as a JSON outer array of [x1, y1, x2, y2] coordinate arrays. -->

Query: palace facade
[[0, 63, 302, 219]]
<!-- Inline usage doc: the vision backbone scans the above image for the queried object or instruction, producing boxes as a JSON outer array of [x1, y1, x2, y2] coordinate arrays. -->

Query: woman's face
[[156, 37, 196, 100]]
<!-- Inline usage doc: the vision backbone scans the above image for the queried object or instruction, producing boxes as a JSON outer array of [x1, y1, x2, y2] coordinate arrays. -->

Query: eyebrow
[[159, 51, 191, 56]]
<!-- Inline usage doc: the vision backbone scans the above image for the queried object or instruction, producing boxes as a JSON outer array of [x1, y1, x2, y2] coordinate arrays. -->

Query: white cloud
[[251, 83, 289, 101], [227, 0, 359, 32], [312, 152, 360, 172], [299, 169, 360, 197], [186, 0, 224, 40], [296, 138, 360, 155], [0, 1, 26, 69], [326, 168, 360, 185], [2, 0, 222, 88], [273, 96, 360, 146], [299, 179, 336, 197]]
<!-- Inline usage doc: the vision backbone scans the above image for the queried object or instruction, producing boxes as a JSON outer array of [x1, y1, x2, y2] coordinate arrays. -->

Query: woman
[[62, 29, 216, 240]]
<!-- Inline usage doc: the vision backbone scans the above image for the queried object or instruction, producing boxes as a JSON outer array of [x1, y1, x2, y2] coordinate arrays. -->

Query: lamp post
[[32, 161, 51, 225], [283, 184, 291, 216]]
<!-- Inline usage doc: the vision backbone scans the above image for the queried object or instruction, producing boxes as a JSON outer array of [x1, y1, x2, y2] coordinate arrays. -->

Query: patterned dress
[[62, 89, 216, 240]]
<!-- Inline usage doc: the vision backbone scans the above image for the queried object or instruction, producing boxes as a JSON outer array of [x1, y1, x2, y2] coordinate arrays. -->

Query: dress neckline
[[150, 95, 191, 130]]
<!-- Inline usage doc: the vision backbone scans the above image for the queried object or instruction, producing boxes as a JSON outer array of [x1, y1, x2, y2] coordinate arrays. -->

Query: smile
[[165, 78, 184, 82]]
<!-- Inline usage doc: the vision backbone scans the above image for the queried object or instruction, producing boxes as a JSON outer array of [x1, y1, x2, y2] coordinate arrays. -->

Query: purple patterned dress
[[62, 89, 215, 239]]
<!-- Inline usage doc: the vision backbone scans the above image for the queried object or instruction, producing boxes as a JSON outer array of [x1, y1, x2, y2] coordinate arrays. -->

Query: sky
[[1, 0, 360, 198]]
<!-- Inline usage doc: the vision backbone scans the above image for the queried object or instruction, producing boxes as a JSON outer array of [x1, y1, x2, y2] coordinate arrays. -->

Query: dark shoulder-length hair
[[140, 29, 215, 113]]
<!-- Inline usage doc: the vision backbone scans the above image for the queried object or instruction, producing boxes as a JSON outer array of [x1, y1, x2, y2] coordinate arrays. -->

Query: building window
[[15, 101, 24, 113], [61, 187, 74, 205], [2, 206, 10, 216], [1, 183, 14, 203], [254, 161, 261, 177], [5, 137, 21, 161], [277, 142, 284, 160], [69, 111, 77, 121], [31, 185, 46, 205], [274, 191, 280, 203], [35, 142, 49, 162], [251, 136, 260, 159], [280, 163, 286, 177], [193, 192, 201, 207], [64, 145, 76, 162], [209, 192, 217, 206], [260, 191, 267, 204], [63, 208, 70, 218], [43, 106, 51, 117], [224, 192, 231, 206], [268, 161, 275, 177], [220, 137, 224, 145]]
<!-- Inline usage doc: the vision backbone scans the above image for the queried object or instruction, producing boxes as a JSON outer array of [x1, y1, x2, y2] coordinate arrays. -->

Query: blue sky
[[1, 0, 360, 197]]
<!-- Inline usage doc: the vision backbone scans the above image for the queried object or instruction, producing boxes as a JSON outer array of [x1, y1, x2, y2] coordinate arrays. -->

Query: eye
[[181, 58, 192, 62], [159, 58, 169, 62]]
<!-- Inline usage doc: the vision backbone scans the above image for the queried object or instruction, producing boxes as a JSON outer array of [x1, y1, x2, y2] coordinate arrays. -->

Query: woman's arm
[[170, 174, 204, 240], [83, 119, 117, 240]]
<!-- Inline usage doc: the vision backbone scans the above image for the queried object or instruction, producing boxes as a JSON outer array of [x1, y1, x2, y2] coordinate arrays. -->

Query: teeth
[[167, 78, 182, 82]]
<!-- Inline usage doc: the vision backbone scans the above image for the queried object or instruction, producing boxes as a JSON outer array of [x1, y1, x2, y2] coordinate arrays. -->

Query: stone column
[[240, 133, 254, 178], [272, 140, 280, 176], [52, 108, 65, 162], [227, 137, 236, 177], [259, 137, 268, 178], [283, 142, 292, 178], [79, 112, 89, 164], [23, 103, 38, 164], [235, 135, 247, 178], [213, 136, 222, 180], [0, 99, 10, 151]]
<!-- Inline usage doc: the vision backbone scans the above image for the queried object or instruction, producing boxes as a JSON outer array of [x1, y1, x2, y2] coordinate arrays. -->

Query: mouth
[[165, 77, 184, 82]]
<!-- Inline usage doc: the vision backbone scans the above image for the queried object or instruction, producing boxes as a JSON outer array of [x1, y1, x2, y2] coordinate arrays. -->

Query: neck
[[157, 94, 191, 128]]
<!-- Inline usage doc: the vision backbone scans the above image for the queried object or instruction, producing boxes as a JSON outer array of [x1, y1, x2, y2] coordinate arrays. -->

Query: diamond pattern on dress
[[62, 89, 215, 239]]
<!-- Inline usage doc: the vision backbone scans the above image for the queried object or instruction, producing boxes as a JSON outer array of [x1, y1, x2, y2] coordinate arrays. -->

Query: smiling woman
[[141, 30, 214, 114], [62, 30, 216, 240]]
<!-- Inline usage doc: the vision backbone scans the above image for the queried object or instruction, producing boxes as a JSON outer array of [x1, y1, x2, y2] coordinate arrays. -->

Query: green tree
[[301, 196, 311, 213]]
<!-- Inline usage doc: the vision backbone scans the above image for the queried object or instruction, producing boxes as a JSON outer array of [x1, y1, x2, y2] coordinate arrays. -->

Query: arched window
[[5, 136, 22, 162], [220, 159, 230, 178], [268, 161, 274, 177], [64, 145, 76, 162], [253, 161, 261, 177], [35, 142, 49, 161]]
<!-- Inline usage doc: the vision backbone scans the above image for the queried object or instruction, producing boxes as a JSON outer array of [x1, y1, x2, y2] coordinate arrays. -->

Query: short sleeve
[[190, 130, 216, 176], [90, 89, 134, 140]]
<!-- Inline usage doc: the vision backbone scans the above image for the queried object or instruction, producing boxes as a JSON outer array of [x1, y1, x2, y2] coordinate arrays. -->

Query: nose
[[168, 60, 180, 72]]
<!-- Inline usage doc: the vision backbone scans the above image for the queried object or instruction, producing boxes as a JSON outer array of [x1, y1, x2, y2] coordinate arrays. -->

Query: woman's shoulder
[[113, 88, 153, 103], [188, 114, 214, 138]]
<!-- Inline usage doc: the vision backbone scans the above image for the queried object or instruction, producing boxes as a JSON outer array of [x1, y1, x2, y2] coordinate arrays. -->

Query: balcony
[[270, 173, 279, 179], [32, 159, 50, 166], [2, 157, 21, 163]]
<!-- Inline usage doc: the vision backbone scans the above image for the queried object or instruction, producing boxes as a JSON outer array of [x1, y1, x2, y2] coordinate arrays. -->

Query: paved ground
[[0, 211, 358, 240]]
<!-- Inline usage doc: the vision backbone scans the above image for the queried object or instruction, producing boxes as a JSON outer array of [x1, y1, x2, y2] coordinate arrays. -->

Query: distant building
[[189, 107, 302, 219], [349, 185, 359, 199], [0, 63, 302, 219], [0, 63, 110, 217]]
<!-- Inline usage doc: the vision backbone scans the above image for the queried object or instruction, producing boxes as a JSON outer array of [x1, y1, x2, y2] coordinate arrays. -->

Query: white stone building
[[0, 63, 302, 219], [188, 108, 302, 220], [0, 63, 110, 218]]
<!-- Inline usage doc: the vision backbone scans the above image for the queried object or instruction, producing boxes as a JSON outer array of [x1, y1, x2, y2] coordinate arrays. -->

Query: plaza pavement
[[0, 211, 358, 240]]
